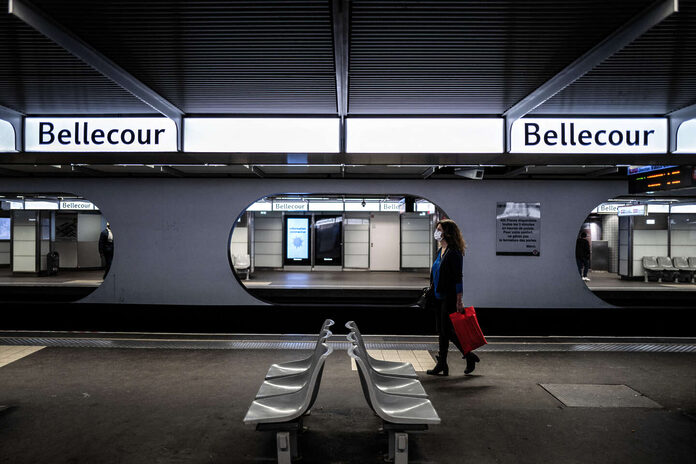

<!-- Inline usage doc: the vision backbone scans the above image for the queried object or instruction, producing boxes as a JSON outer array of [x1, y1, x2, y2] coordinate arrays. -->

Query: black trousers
[[435, 298, 466, 361], [102, 250, 113, 279]]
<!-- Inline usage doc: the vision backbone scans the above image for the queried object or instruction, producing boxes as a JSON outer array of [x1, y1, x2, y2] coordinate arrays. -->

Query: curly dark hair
[[437, 219, 467, 253]]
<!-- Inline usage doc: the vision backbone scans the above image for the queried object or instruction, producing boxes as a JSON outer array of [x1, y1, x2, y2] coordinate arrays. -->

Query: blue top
[[432, 251, 443, 299], [432, 249, 463, 300]]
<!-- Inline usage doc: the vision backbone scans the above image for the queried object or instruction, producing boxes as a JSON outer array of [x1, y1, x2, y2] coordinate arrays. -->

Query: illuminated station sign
[[1, 116, 694, 154]]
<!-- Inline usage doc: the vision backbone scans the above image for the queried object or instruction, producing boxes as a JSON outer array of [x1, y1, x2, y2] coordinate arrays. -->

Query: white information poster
[[286, 217, 310, 260], [496, 202, 541, 256]]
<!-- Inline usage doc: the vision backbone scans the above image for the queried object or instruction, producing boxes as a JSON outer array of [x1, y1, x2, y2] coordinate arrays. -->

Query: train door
[[369, 212, 400, 271], [314, 215, 343, 266]]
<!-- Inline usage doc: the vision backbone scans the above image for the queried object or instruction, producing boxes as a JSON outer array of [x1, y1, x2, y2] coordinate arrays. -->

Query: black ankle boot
[[464, 352, 480, 374], [426, 355, 449, 376]]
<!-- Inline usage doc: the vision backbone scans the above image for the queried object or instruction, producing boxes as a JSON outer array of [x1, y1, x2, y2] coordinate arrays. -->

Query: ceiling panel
[[348, 0, 656, 115], [534, 1, 696, 115], [0, 4, 155, 115], [31, 0, 337, 114], [169, 165, 252, 174], [256, 165, 342, 174]]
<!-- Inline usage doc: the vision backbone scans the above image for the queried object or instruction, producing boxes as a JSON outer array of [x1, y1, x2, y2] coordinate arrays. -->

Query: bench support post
[[276, 431, 299, 464], [388, 431, 409, 464]]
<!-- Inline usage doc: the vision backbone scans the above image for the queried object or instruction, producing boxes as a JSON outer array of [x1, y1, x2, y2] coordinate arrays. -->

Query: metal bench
[[345, 321, 417, 378], [256, 335, 335, 399], [347, 333, 428, 398], [244, 342, 333, 463], [642, 256, 664, 282], [673, 257, 696, 283], [265, 319, 334, 379], [657, 256, 679, 282], [348, 344, 440, 464]]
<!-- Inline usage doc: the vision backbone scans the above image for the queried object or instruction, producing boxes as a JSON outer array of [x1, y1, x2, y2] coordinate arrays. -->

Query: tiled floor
[[0, 346, 45, 368], [350, 349, 434, 371]]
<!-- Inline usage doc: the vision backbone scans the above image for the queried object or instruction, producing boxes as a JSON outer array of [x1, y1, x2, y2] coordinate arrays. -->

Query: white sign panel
[[617, 205, 647, 216], [273, 201, 307, 212], [593, 203, 624, 214], [60, 200, 96, 211], [511, 118, 667, 154], [185, 118, 340, 153], [1, 199, 24, 210], [380, 201, 404, 212], [347, 118, 503, 153], [25, 118, 177, 152], [247, 201, 273, 212], [24, 199, 59, 210], [676, 119, 696, 154], [308, 201, 344, 212], [0, 119, 16, 152]]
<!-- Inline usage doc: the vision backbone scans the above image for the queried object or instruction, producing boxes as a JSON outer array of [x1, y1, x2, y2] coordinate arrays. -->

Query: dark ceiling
[[1, 0, 694, 117]]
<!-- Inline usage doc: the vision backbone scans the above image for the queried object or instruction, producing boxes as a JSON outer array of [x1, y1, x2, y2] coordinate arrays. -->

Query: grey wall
[[0, 178, 625, 307]]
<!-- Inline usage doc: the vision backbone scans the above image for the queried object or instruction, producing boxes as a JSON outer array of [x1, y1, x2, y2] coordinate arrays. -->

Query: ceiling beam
[[586, 166, 619, 177], [503, 0, 678, 152], [0, 104, 24, 152], [249, 165, 265, 178], [8, 0, 185, 150], [0, 166, 23, 176], [70, 165, 105, 176], [668, 101, 696, 152], [503, 166, 532, 178], [422, 166, 438, 179], [159, 166, 184, 177], [331, 0, 350, 152]]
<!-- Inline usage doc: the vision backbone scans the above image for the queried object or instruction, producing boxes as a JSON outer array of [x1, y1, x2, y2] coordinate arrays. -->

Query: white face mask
[[434, 230, 443, 242]]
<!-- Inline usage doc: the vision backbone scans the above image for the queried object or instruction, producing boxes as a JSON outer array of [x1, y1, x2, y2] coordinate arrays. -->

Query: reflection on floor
[[349, 349, 434, 372], [244, 270, 430, 290], [0, 345, 45, 368], [586, 270, 696, 292], [0, 268, 103, 287]]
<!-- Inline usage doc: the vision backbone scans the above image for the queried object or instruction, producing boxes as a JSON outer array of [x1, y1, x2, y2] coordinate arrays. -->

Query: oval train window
[[578, 197, 696, 307], [229, 194, 449, 305], [0, 193, 113, 302]]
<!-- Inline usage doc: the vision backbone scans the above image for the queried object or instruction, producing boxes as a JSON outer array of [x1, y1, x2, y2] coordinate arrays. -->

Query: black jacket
[[99, 229, 114, 255], [430, 247, 463, 300], [575, 237, 590, 260]]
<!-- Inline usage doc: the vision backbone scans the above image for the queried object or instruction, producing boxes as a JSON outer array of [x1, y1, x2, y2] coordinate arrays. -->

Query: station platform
[[1, 333, 694, 463]]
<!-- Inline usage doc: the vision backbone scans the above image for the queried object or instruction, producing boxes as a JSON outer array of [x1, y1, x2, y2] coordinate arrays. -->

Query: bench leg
[[276, 431, 295, 464], [387, 431, 409, 464]]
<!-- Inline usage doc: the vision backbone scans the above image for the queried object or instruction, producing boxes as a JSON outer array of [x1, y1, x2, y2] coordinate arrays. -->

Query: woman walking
[[426, 219, 480, 376]]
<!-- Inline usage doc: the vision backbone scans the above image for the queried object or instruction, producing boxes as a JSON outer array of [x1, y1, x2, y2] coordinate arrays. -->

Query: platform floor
[[586, 270, 696, 292], [0, 268, 102, 287], [243, 270, 430, 289], [0, 335, 694, 464]]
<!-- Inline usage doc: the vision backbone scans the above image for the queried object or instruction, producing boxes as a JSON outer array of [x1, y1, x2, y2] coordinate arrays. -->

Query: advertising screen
[[286, 217, 309, 260], [0, 217, 10, 240]]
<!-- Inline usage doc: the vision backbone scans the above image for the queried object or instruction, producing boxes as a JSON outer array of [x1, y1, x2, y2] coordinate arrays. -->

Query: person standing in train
[[575, 231, 591, 282], [426, 219, 480, 376], [99, 222, 114, 279]]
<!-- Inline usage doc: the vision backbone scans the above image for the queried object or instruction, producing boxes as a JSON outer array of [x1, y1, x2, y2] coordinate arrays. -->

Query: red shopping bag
[[449, 306, 487, 353]]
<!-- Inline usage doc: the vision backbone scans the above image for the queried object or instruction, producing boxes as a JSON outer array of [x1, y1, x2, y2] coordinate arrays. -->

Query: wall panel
[[0, 178, 625, 307]]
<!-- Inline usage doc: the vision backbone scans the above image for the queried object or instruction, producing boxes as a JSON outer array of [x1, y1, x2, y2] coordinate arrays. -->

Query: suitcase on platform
[[449, 307, 487, 353]]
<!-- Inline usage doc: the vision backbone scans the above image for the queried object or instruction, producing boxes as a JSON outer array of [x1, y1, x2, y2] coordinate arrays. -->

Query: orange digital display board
[[629, 166, 694, 193]]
